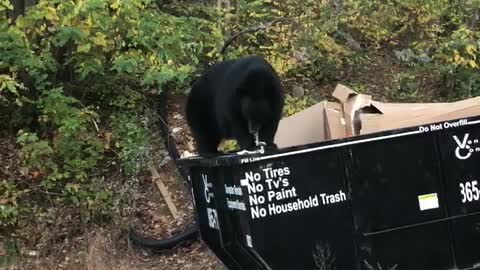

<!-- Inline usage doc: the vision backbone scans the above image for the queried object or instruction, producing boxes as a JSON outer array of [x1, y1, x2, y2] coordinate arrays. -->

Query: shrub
[[0, 0, 221, 224]]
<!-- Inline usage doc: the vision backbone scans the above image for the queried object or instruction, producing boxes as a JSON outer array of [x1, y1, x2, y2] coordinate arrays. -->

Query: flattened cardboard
[[361, 97, 480, 134], [370, 101, 449, 114], [274, 102, 326, 148], [360, 104, 451, 134], [392, 101, 480, 130]]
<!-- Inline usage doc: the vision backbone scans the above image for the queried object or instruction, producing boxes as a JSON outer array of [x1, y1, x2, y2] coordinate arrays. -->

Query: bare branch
[[220, 17, 293, 56]]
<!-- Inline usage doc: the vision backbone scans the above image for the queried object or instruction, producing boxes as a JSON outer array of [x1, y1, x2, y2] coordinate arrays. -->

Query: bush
[[0, 0, 221, 226], [435, 26, 480, 98], [110, 112, 153, 176]]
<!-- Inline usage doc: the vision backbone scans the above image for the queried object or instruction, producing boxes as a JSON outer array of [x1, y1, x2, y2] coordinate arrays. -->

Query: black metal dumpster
[[178, 116, 480, 270]]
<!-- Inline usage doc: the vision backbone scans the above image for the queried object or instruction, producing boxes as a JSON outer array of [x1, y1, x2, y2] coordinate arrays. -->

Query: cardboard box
[[274, 83, 480, 149], [274, 101, 326, 148], [274, 101, 346, 148]]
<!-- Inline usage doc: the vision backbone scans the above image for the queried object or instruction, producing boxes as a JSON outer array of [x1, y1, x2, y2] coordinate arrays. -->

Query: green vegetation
[[1, 0, 480, 264]]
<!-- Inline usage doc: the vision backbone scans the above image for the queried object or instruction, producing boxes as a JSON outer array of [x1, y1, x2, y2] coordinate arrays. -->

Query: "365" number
[[460, 181, 480, 203]]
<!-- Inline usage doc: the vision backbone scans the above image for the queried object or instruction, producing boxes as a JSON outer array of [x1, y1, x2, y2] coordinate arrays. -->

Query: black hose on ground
[[128, 90, 200, 251], [128, 224, 199, 252]]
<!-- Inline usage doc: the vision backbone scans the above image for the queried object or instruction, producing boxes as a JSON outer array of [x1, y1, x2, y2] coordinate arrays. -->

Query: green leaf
[[77, 43, 91, 53], [54, 27, 86, 46], [111, 57, 139, 74]]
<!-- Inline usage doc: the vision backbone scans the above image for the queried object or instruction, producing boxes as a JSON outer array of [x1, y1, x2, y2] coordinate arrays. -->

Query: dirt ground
[[0, 92, 225, 270]]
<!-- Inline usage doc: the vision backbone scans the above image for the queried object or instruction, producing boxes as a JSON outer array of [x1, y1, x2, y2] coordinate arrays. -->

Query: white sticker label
[[246, 234, 253, 248], [418, 193, 439, 211]]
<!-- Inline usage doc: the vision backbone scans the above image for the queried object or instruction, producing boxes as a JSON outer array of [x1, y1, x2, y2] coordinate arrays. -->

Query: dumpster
[[178, 114, 480, 270]]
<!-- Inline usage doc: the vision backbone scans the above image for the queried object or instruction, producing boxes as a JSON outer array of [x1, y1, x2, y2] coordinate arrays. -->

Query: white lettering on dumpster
[[268, 196, 319, 215], [202, 174, 220, 230], [239, 166, 348, 219], [207, 207, 219, 229], [225, 184, 243, 196], [240, 171, 264, 193], [459, 180, 480, 203], [202, 174, 214, 203], [251, 206, 267, 218], [453, 133, 480, 160], [227, 199, 247, 211], [319, 191, 347, 205], [418, 119, 468, 134]]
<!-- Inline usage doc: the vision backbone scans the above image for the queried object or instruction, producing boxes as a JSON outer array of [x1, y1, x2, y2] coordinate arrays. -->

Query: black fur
[[186, 55, 284, 154]]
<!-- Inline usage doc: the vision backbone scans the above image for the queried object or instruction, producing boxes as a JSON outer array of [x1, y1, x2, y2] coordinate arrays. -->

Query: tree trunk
[[8, 0, 25, 23]]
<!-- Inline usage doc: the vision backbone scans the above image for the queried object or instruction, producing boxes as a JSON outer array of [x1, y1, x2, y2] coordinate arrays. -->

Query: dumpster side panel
[[190, 167, 243, 270], [232, 148, 356, 270], [450, 214, 480, 269], [348, 133, 455, 269], [356, 222, 454, 270], [438, 123, 480, 268], [438, 124, 480, 215], [348, 134, 447, 233], [184, 117, 480, 270], [215, 167, 266, 270]]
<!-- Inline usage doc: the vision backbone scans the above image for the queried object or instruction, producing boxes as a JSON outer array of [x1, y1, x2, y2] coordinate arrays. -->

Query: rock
[[292, 85, 305, 98], [293, 47, 309, 63]]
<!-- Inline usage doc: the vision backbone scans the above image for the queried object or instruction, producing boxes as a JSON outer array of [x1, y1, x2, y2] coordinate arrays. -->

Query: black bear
[[186, 55, 284, 154]]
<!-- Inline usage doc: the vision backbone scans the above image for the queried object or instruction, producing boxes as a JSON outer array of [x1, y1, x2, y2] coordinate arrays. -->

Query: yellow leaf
[[466, 45, 475, 55], [454, 51, 461, 63], [91, 33, 107, 47], [206, 48, 216, 58], [148, 54, 156, 63], [468, 60, 478, 69], [77, 43, 91, 53], [110, 0, 121, 10], [45, 7, 59, 21], [86, 15, 93, 28]]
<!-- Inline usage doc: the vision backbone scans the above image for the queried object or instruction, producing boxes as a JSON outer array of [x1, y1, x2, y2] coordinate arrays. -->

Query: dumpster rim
[[178, 116, 480, 167]]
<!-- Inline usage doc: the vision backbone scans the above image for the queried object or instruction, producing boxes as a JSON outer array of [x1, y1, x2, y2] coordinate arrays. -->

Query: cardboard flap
[[330, 83, 374, 136], [332, 83, 357, 102], [347, 94, 372, 114]]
